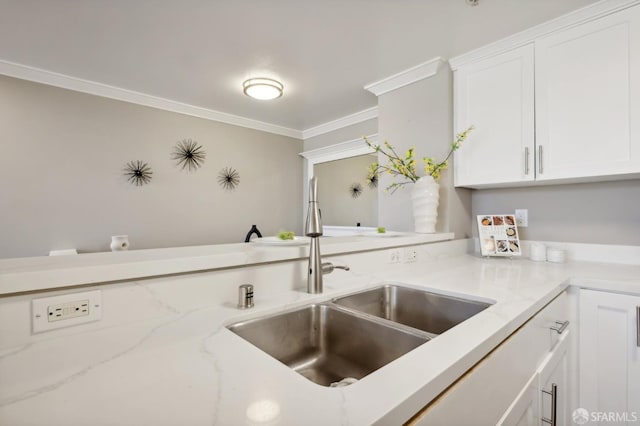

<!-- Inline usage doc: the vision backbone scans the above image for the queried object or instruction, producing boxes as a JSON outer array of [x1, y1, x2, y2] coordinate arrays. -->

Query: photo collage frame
[[477, 214, 521, 257]]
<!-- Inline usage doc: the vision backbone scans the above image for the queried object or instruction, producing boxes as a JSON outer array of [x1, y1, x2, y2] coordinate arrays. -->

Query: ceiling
[[0, 0, 599, 135]]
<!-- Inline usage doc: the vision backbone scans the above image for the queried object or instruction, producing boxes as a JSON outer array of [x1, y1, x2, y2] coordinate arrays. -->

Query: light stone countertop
[[0, 249, 639, 425]]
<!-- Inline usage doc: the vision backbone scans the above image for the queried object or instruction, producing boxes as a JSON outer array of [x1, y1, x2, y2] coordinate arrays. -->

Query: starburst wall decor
[[218, 167, 240, 191], [172, 138, 206, 171], [350, 183, 363, 198], [367, 173, 378, 189], [124, 160, 153, 186]]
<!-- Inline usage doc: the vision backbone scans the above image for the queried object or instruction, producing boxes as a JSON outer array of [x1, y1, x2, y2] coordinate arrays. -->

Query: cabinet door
[[580, 290, 640, 420], [535, 6, 640, 181], [454, 44, 535, 187], [539, 332, 570, 426]]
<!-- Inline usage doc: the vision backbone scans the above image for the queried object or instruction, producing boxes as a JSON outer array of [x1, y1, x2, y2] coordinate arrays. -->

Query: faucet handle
[[321, 262, 350, 274]]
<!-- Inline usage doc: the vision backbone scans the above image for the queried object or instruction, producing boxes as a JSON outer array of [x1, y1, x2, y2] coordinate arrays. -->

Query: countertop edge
[[0, 233, 454, 296], [377, 281, 571, 425]]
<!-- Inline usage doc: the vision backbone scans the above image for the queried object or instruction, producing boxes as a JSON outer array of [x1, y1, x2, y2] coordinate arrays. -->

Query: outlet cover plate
[[515, 209, 528, 227], [402, 247, 418, 263], [32, 290, 102, 333], [388, 248, 401, 263]]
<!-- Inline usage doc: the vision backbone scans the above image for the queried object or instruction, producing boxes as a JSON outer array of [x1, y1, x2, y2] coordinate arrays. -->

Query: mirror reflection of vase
[[411, 176, 439, 233], [110, 235, 130, 251]]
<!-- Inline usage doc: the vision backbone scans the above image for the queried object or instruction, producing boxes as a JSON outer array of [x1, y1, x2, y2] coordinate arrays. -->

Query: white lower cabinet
[[408, 292, 569, 425], [579, 289, 640, 421]]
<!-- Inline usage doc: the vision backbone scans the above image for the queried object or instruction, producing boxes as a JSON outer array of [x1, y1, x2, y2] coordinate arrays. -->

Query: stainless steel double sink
[[227, 284, 493, 387]]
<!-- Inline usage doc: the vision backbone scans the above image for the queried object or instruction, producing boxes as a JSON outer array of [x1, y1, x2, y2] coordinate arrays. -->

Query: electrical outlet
[[47, 300, 90, 322], [32, 290, 102, 333], [402, 247, 418, 263], [515, 209, 528, 227], [388, 249, 401, 263]]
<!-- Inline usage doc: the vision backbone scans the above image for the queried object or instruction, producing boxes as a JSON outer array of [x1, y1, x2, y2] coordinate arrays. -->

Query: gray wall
[[0, 75, 303, 258], [314, 155, 378, 227], [377, 69, 472, 238], [472, 180, 640, 245]]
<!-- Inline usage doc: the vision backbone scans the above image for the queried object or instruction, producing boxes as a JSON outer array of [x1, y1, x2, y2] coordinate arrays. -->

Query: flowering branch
[[364, 125, 474, 193]]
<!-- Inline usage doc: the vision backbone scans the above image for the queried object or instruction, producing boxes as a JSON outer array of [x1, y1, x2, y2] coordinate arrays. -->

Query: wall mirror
[[300, 135, 378, 236]]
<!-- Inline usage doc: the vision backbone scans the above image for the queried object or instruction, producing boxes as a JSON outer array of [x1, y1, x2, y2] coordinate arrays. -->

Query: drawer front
[[535, 290, 569, 351]]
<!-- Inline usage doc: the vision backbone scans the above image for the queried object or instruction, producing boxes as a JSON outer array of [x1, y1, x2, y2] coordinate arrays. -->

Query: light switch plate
[[32, 290, 102, 333]]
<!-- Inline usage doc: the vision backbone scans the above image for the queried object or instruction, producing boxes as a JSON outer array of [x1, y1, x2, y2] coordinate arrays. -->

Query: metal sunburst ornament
[[172, 138, 206, 171], [218, 167, 240, 191], [367, 173, 378, 189], [124, 160, 153, 186], [350, 183, 363, 199]]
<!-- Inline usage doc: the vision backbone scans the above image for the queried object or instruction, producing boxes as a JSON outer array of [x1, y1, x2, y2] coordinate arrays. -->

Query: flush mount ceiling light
[[242, 78, 283, 100]]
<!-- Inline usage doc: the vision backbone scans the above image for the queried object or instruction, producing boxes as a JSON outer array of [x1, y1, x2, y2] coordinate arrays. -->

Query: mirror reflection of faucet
[[305, 177, 349, 294], [244, 224, 263, 243]]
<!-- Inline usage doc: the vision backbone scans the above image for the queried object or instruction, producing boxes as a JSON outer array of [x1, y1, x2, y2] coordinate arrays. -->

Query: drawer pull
[[542, 383, 557, 425], [538, 145, 544, 174], [550, 320, 569, 334], [636, 306, 639, 347]]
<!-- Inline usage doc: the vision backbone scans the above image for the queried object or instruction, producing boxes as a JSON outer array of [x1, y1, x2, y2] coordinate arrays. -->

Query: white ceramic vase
[[110, 235, 130, 251], [411, 176, 440, 233]]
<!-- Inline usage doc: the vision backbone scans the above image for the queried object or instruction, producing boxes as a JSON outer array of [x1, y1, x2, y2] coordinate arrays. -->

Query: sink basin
[[227, 304, 429, 386], [332, 284, 492, 336]]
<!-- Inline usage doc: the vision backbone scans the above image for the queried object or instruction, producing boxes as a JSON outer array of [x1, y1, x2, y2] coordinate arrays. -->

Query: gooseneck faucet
[[306, 177, 324, 294], [305, 177, 349, 294]]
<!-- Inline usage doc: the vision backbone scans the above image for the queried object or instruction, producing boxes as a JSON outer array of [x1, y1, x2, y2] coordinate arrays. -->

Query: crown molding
[[0, 59, 303, 139], [299, 133, 378, 162], [301, 107, 378, 140], [364, 57, 444, 97], [0, 59, 382, 142], [449, 0, 640, 70]]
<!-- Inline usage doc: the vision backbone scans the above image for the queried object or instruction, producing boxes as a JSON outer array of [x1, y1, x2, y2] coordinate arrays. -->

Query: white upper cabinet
[[452, 3, 640, 188], [535, 5, 640, 181], [454, 45, 535, 187]]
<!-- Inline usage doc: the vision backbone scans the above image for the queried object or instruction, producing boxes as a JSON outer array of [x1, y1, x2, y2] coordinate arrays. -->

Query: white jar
[[529, 243, 546, 262], [547, 248, 566, 263], [110, 235, 130, 251]]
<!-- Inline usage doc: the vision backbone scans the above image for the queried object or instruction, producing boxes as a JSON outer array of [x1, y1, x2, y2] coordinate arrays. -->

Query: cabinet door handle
[[524, 147, 530, 175], [542, 383, 557, 425], [551, 320, 569, 334], [538, 145, 544, 175], [636, 306, 639, 347]]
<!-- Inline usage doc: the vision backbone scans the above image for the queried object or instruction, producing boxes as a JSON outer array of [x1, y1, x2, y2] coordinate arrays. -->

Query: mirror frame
[[299, 134, 378, 225]]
